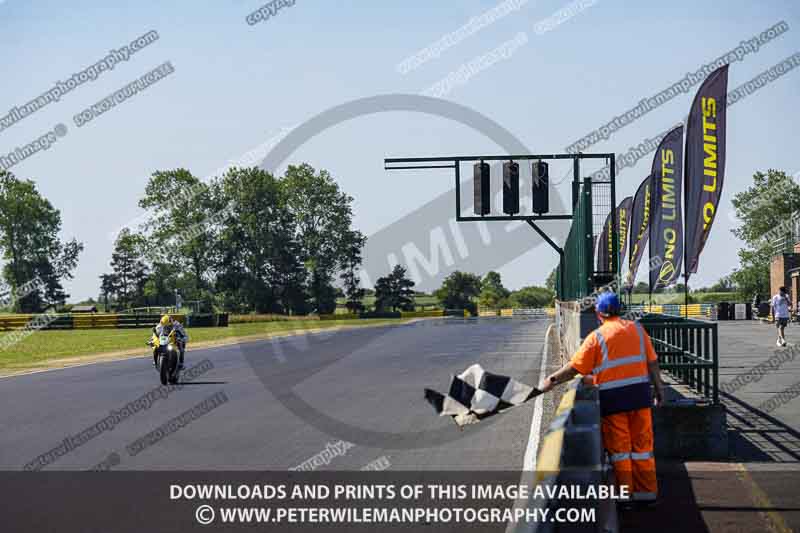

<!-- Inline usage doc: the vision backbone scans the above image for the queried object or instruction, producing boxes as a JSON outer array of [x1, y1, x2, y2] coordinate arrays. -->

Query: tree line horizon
[[0, 165, 782, 315]]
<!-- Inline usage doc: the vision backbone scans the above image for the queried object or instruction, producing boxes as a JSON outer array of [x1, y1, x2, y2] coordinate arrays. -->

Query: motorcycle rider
[[151, 314, 188, 370]]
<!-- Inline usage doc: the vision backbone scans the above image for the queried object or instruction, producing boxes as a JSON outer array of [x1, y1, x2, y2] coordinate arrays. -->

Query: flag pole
[[684, 273, 689, 318], [683, 120, 689, 320]]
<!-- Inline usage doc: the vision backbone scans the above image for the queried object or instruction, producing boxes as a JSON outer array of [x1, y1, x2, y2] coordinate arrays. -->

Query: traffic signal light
[[532, 160, 549, 214], [473, 161, 490, 215], [502, 161, 520, 215]]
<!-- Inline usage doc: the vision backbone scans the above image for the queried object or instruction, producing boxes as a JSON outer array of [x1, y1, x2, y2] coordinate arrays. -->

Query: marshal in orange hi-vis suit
[[569, 315, 659, 502]]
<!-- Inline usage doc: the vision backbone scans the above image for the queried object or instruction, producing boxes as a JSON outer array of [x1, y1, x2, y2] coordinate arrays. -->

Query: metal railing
[[626, 303, 717, 319], [556, 178, 618, 301], [639, 314, 719, 404]]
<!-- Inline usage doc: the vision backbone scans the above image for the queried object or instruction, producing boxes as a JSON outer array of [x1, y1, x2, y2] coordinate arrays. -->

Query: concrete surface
[[626, 320, 800, 532]]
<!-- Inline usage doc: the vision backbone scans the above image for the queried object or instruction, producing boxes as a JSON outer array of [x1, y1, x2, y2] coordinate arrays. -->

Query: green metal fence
[[556, 176, 620, 301], [556, 178, 594, 300], [639, 313, 719, 404]]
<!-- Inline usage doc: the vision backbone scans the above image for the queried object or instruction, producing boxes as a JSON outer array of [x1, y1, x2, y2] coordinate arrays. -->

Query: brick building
[[769, 217, 800, 308]]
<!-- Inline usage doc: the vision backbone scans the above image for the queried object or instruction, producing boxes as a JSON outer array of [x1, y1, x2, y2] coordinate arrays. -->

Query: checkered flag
[[424, 364, 542, 428]]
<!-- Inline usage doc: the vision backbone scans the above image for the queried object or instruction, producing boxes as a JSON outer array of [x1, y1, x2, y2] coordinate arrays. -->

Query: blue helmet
[[596, 292, 621, 315]]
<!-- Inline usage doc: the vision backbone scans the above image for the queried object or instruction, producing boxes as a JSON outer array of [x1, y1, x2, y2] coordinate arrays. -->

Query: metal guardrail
[[639, 314, 719, 404], [479, 308, 549, 317], [0, 313, 231, 330], [626, 303, 716, 319]]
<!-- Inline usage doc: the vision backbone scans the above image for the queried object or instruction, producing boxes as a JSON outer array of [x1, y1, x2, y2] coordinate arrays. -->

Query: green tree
[[99, 273, 119, 311], [340, 231, 367, 313], [673, 283, 689, 294], [730, 169, 800, 296], [214, 167, 307, 314], [0, 171, 83, 312], [434, 271, 482, 315], [545, 268, 557, 292], [282, 164, 363, 315], [104, 228, 149, 309], [709, 276, 735, 292], [374, 265, 415, 312], [139, 169, 218, 299], [729, 245, 770, 298], [141, 261, 181, 308], [632, 281, 650, 294], [508, 286, 554, 308], [478, 271, 510, 310]]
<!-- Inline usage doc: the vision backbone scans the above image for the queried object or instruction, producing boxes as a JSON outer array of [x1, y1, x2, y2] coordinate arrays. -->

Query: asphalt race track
[[0, 317, 552, 472]]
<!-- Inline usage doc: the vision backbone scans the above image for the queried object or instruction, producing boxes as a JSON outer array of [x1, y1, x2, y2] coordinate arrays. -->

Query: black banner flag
[[617, 196, 633, 272], [596, 211, 612, 273], [685, 65, 728, 276], [597, 197, 633, 275], [625, 176, 653, 290], [649, 125, 684, 291]]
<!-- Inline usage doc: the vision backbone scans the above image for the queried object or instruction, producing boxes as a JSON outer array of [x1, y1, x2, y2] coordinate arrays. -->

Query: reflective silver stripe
[[597, 354, 645, 372], [598, 375, 650, 390], [594, 323, 647, 375], [632, 492, 657, 501], [631, 451, 653, 460], [610, 452, 630, 462], [633, 321, 646, 358], [594, 331, 609, 376]]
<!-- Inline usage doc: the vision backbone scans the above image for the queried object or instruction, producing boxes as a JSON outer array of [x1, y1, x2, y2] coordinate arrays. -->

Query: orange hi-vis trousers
[[601, 406, 657, 501]]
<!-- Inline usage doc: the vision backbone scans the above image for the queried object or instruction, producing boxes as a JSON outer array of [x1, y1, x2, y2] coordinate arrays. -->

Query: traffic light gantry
[[384, 152, 618, 299]]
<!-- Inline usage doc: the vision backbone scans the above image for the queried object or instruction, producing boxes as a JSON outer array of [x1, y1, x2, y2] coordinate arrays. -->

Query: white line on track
[[521, 323, 552, 472]]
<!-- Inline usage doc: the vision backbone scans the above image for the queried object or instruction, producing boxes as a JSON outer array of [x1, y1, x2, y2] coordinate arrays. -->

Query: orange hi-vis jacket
[[570, 317, 658, 416]]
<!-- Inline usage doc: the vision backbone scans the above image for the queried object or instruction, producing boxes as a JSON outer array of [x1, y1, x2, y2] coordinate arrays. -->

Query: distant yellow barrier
[[319, 313, 358, 320], [400, 309, 444, 318], [0, 312, 191, 331]]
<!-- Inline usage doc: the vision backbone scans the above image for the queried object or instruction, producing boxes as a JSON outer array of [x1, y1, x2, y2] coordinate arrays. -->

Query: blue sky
[[1, 0, 799, 300]]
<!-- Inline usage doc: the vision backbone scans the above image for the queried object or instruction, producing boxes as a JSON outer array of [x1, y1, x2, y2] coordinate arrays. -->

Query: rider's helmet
[[160, 315, 171, 327]]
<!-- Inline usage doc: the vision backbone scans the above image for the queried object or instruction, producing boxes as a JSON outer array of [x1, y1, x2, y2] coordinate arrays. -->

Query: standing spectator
[[771, 287, 792, 347]]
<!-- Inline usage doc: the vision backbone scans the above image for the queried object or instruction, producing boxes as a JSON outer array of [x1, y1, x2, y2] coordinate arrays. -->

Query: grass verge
[[0, 319, 412, 377]]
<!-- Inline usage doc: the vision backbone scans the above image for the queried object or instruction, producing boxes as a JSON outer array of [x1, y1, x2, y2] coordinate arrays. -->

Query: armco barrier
[[0, 313, 233, 330], [511, 308, 548, 317], [626, 303, 717, 319], [319, 313, 358, 321], [229, 314, 321, 323], [400, 309, 444, 318], [479, 308, 549, 317], [320, 310, 445, 320], [186, 313, 230, 328], [116, 313, 186, 329]]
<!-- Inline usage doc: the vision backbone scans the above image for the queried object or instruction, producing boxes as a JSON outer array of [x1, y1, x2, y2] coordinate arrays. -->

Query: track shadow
[[721, 391, 800, 463]]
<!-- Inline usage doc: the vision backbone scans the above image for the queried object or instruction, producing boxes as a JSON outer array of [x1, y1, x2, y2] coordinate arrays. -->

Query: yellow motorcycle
[[149, 327, 181, 385]]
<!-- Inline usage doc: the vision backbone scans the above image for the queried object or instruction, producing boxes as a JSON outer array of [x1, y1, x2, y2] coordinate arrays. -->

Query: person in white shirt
[[771, 286, 792, 346]]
